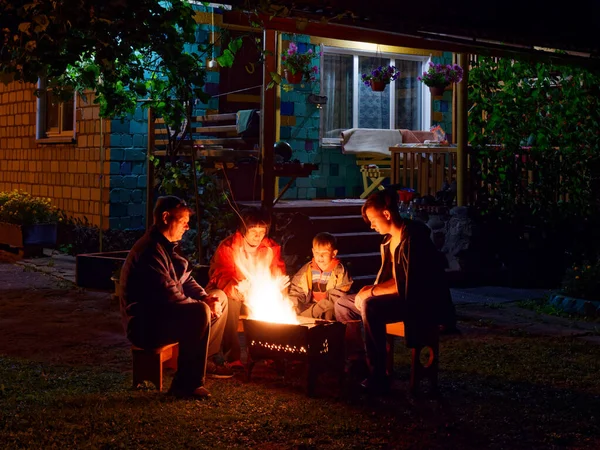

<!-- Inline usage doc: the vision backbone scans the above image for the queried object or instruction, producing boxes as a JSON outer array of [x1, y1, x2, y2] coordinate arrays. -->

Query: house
[[0, 4, 456, 230]]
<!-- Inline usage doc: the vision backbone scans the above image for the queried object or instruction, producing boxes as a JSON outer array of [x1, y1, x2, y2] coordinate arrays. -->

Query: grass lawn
[[2, 328, 600, 449]]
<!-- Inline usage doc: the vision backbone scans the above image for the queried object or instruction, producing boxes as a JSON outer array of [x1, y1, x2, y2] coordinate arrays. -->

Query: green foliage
[[149, 155, 235, 263], [561, 261, 600, 301], [216, 37, 243, 68], [0, 0, 211, 127], [468, 57, 600, 281], [0, 190, 59, 226], [468, 56, 600, 225]]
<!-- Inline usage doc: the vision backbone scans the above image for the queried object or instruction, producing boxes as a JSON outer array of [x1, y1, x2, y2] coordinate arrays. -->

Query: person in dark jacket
[[120, 196, 232, 400], [335, 189, 457, 393]]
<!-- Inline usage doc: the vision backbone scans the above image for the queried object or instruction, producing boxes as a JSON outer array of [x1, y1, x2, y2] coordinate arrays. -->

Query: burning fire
[[234, 247, 299, 325]]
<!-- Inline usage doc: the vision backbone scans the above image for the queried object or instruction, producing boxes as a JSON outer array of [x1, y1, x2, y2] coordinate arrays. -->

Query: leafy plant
[[467, 55, 600, 284], [418, 62, 463, 87], [561, 261, 600, 301], [0, 190, 59, 226], [361, 65, 400, 86], [149, 156, 235, 263]]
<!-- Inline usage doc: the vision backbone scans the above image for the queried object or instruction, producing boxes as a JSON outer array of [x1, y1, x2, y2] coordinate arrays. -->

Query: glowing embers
[[250, 340, 307, 354], [242, 318, 346, 395]]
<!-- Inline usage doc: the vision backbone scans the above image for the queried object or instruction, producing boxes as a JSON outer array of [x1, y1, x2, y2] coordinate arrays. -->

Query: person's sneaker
[[206, 360, 234, 379], [226, 360, 245, 371], [168, 385, 212, 399]]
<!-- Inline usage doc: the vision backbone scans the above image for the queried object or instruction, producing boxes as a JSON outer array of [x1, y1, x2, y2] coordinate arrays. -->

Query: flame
[[234, 246, 298, 325]]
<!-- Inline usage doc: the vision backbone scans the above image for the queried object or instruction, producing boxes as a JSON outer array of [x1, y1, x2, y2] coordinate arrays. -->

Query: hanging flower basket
[[284, 70, 304, 84], [361, 65, 400, 92], [429, 85, 447, 96], [370, 80, 387, 92], [418, 62, 463, 96]]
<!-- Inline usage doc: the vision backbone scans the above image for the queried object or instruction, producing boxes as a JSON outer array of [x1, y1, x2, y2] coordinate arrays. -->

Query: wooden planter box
[[76, 250, 130, 290], [0, 222, 58, 256]]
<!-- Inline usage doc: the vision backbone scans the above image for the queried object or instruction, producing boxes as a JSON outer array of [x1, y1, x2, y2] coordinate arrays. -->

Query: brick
[[131, 189, 143, 203], [120, 162, 132, 175], [111, 119, 131, 134], [123, 175, 138, 189]]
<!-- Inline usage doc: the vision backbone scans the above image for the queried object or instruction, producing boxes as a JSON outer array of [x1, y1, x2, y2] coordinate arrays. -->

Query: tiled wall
[[277, 35, 455, 200]]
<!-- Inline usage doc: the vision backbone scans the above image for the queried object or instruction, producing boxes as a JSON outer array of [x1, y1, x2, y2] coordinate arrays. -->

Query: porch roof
[[223, 0, 600, 68]]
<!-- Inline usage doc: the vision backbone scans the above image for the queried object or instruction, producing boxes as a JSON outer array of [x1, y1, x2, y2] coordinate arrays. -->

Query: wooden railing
[[390, 146, 459, 197]]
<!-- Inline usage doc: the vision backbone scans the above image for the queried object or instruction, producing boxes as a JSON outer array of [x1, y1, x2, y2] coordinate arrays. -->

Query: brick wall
[[0, 81, 109, 227]]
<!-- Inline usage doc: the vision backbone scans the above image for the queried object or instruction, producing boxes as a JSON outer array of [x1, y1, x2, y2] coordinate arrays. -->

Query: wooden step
[[352, 274, 377, 291], [338, 252, 380, 278], [310, 215, 370, 233], [333, 231, 381, 254]]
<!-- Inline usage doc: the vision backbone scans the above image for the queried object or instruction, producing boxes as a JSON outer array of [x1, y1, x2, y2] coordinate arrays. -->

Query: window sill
[[36, 136, 76, 145]]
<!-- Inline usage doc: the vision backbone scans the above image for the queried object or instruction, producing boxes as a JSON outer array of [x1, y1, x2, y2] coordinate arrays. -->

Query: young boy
[[288, 232, 353, 320]]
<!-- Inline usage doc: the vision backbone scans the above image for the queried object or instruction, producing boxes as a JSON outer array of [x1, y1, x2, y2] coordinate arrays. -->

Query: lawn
[[1, 261, 599, 449], [2, 330, 599, 449]]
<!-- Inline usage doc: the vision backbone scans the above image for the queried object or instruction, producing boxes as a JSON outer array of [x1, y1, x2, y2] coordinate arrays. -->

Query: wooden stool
[[386, 322, 439, 394], [131, 343, 179, 392]]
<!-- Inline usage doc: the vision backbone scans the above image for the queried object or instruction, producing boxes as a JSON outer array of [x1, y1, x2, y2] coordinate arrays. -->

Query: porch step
[[352, 274, 377, 291], [310, 215, 369, 234], [337, 252, 380, 279], [333, 231, 381, 254]]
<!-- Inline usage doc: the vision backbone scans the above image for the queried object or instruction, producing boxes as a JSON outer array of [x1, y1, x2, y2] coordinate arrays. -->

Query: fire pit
[[243, 317, 346, 396]]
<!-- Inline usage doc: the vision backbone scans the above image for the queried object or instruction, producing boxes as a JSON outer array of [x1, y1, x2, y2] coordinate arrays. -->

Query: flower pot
[[429, 85, 447, 96], [284, 70, 304, 84], [370, 80, 387, 92], [0, 222, 57, 247]]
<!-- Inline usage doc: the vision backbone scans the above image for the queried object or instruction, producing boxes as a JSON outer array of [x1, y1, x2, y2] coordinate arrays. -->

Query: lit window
[[320, 47, 431, 146], [36, 79, 76, 140]]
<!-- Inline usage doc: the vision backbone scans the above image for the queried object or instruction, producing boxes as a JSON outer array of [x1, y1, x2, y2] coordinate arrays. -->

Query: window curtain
[[322, 54, 353, 139], [358, 56, 390, 129], [395, 59, 423, 130]]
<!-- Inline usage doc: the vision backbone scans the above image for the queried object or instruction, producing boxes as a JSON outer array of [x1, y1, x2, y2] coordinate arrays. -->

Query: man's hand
[[203, 295, 223, 319]]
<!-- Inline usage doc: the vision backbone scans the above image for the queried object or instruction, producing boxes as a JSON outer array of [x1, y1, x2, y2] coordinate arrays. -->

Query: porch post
[[146, 107, 155, 229], [456, 53, 469, 206], [261, 29, 277, 212]]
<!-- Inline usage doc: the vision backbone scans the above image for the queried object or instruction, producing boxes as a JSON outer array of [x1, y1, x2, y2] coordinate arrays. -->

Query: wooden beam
[[456, 53, 469, 207], [261, 29, 277, 211], [223, 11, 600, 69], [146, 108, 155, 229]]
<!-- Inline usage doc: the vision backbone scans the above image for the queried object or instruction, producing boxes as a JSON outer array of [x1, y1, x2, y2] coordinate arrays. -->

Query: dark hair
[[153, 196, 193, 226], [361, 189, 402, 225], [312, 232, 337, 250], [238, 207, 271, 235]]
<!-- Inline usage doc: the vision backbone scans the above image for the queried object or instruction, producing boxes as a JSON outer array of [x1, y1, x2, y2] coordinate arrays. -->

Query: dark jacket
[[120, 226, 207, 324], [378, 220, 453, 347]]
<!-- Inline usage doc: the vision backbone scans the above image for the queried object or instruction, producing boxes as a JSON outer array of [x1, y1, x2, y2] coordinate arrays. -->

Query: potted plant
[[0, 190, 60, 251], [418, 62, 464, 96], [361, 65, 401, 91], [281, 42, 319, 84]]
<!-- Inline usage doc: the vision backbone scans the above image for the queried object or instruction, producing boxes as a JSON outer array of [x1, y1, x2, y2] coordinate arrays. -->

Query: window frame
[[319, 46, 432, 146], [36, 79, 77, 143]]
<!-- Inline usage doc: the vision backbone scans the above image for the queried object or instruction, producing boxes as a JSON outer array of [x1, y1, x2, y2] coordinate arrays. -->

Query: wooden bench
[[386, 321, 439, 394], [131, 343, 179, 392]]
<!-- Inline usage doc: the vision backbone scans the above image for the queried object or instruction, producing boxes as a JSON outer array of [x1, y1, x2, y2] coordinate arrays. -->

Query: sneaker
[[227, 360, 245, 371], [206, 360, 234, 379], [168, 385, 212, 399]]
